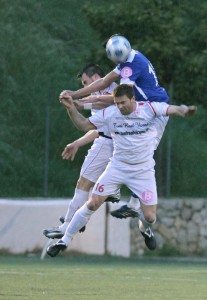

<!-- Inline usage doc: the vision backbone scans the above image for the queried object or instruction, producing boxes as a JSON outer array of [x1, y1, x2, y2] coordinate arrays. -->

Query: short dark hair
[[77, 64, 105, 78], [113, 84, 134, 99]]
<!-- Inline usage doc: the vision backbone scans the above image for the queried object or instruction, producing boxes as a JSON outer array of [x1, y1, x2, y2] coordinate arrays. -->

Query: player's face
[[81, 73, 99, 87], [114, 95, 135, 115]]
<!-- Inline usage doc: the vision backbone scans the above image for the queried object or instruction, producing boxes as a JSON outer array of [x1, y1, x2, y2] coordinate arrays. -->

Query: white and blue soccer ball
[[106, 35, 131, 63]]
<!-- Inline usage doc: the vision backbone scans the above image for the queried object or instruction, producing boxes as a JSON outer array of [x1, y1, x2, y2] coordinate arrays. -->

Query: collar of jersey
[[126, 49, 136, 63]]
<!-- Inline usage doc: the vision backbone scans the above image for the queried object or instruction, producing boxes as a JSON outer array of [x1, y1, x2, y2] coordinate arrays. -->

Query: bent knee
[[77, 177, 94, 191], [143, 211, 156, 224], [87, 195, 107, 211]]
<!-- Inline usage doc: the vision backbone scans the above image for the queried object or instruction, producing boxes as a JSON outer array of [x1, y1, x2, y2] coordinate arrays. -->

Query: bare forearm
[[76, 95, 114, 110], [66, 107, 95, 132], [167, 105, 197, 117], [73, 78, 107, 99], [91, 102, 112, 110], [72, 71, 119, 99], [85, 94, 114, 104], [75, 130, 99, 147]]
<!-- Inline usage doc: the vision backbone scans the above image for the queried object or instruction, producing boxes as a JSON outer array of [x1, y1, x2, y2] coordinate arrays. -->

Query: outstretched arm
[[167, 105, 197, 117], [73, 99, 112, 111], [60, 71, 119, 99], [81, 94, 114, 104], [62, 130, 99, 161], [60, 95, 96, 132]]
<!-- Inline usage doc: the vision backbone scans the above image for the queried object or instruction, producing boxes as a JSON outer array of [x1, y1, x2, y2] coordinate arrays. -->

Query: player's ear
[[93, 73, 100, 80]]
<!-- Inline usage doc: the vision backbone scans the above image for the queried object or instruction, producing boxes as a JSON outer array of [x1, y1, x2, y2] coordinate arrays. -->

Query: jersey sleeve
[[104, 82, 117, 94], [113, 65, 121, 75], [147, 102, 170, 117], [120, 77, 135, 85], [88, 109, 106, 129]]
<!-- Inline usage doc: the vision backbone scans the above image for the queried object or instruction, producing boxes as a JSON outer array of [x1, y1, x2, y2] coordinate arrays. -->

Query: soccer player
[[43, 64, 119, 239], [60, 34, 170, 219], [46, 84, 197, 257]]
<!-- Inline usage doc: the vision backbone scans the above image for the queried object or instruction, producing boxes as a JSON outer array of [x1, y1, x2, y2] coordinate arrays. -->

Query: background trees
[[0, 0, 206, 197]]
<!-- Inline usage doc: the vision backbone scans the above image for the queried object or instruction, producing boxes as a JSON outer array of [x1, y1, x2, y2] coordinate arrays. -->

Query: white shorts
[[92, 160, 157, 206], [154, 116, 169, 150], [80, 136, 113, 183]]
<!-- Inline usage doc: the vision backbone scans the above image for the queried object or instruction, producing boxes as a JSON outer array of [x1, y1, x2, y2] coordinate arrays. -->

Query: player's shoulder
[[100, 82, 117, 94], [122, 50, 149, 71], [146, 101, 169, 115], [133, 50, 149, 64], [137, 101, 156, 111], [102, 104, 117, 117]]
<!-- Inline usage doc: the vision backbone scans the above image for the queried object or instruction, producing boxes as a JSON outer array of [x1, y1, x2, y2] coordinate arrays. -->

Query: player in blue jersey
[[60, 34, 169, 219]]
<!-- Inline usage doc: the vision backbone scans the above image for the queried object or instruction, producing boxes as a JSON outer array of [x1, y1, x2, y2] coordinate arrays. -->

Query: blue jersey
[[114, 50, 169, 103]]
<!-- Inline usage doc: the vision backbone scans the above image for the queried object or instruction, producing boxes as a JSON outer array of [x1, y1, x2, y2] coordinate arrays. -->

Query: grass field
[[0, 254, 207, 300]]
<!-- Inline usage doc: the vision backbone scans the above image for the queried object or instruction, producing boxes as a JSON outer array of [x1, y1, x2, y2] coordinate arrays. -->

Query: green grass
[[0, 254, 207, 300]]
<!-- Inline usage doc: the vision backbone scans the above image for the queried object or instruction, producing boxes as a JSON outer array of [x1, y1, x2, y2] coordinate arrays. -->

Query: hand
[[181, 105, 197, 116], [61, 142, 79, 161], [59, 95, 74, 109], [59, 90, 76, 99]]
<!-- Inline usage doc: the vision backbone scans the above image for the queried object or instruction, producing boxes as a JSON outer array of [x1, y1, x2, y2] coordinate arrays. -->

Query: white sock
[[138, 212, 156, 232], [128, 194, 141, 211], [57, 189, 89, 234], [58, 222, 69, 233], [61, 203, 94, 246], [64, 189, 89, 223]]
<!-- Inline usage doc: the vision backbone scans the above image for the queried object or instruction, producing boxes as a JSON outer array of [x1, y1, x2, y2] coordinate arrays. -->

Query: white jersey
[[79, 82, 116, 182], [90, 82, 117, 138], [89, 101, 169, 167]]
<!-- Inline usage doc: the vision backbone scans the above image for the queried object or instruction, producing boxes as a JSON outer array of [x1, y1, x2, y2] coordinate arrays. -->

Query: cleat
[[110, 205, 139, 219], [59, 216, 65, 224], [43, 228, 64, 239], [47, 240, 67, 257], [79, 226, 86, 233], [141, 227, 156, 250], [105, 192, 121, 203]]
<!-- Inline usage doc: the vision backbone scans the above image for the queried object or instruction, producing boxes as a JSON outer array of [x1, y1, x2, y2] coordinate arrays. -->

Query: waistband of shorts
[[98, 132, 112, 139]]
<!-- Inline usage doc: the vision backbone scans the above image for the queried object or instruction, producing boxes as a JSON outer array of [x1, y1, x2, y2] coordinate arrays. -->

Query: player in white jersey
[[43, 64, 118, 239], [46, 84, 196, 257], [59, 34, 170, 219]]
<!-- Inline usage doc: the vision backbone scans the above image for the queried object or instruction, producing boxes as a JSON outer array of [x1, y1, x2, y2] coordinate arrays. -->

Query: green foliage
[[83, 0, 207, 107], [170, 107, 207, 196], [0, 0, 206, 197], [83, 0, 207, 198], [155, 105, 207, 197], [0, 0, 100, 197]]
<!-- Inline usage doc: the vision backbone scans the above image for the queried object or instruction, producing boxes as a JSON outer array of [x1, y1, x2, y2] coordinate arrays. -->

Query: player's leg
[[126, 167, 157, 250], [43, 176, 94, 239], [46, 193, 108, 257], [43, 138, 115, 239], [81, 137, 120, 203], [46, 162, 121, 257], [137, 203, 157, 250]]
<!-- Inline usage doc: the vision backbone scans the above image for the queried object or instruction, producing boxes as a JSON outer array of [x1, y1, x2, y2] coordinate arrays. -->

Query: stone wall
[[130, 198, 207, 256], [1, 198, 207, 257]]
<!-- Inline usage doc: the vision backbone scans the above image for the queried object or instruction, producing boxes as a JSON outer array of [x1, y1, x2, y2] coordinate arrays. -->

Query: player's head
[[113, 84, 136, 115], [77, 64, 105, 87], [104, 34, 132, 64]]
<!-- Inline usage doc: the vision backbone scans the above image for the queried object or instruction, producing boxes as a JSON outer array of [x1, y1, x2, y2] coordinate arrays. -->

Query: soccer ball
[[106, 35, 131, 63]]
